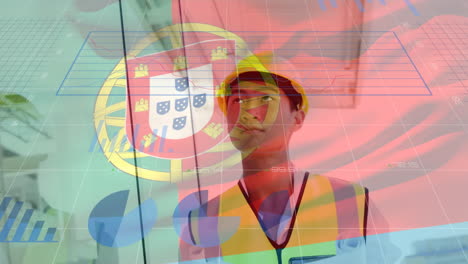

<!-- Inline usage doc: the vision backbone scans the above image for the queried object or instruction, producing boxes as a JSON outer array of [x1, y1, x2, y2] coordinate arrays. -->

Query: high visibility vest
[[183, 174, 368, 264]]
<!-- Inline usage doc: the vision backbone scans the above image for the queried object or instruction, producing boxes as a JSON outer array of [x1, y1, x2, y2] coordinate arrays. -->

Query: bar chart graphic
[[0, 197, 58, 243]]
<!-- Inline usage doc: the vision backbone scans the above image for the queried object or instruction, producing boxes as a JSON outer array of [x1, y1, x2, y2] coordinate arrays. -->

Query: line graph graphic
[[0, 197, 58, 243]]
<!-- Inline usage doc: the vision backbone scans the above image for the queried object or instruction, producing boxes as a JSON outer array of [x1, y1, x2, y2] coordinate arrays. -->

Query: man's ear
[[293, 109, 305, 131]]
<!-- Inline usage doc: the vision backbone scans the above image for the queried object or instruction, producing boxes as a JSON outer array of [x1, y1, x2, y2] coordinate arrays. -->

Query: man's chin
[[231, 140, 259, 153], [235, 141, 289, 156]]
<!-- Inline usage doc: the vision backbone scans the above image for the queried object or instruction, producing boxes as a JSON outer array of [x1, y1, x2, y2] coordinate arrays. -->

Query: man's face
[[226, 80, 303, 153]]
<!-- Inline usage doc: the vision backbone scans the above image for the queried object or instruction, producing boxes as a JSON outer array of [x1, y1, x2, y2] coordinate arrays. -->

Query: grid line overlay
[[57, 31, 430, 96], [0, 18, 66, 94], [421, 22, 468, 98]]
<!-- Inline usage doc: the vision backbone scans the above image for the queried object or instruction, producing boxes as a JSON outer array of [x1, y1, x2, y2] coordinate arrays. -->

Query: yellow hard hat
[[217, 52, 309, 115]]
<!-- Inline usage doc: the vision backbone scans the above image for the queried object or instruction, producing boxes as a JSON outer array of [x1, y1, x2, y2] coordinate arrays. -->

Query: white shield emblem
[[149, 64, 214, 139], [126, 39, 236, 159]]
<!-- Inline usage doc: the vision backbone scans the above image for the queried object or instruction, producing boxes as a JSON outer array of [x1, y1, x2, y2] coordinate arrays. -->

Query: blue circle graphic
[[88, 190, 157, 248]]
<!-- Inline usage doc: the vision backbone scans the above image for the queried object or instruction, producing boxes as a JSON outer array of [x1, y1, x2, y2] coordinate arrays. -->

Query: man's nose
[[239, 112, 257, 124], [240, 99, 269, 123]]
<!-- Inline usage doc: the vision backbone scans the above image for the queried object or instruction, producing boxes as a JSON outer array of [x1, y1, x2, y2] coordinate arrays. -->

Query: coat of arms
[[94, 24, 250, 182], [126, 39, 234, 159]]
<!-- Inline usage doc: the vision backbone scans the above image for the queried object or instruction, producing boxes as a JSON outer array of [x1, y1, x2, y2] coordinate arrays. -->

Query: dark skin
[[226, 80, 305, 212]]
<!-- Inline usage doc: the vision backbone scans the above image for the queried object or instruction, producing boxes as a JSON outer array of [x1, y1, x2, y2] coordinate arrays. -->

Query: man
[[179, 53, 397, 264]]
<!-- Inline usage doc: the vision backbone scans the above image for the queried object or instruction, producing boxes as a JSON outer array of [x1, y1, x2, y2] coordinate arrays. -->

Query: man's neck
[[240, 150, 295, 210]]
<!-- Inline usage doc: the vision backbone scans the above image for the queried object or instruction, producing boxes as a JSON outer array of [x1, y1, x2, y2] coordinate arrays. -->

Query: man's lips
[[235, 124, 264, 134], [243, 129, 264, 135]]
